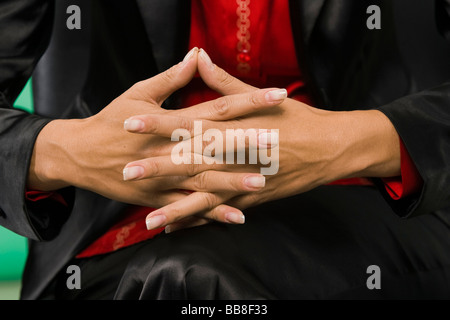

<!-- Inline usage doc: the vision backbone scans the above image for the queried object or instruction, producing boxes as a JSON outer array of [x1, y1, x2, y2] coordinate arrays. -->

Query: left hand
[[130, 49, 401, 232]]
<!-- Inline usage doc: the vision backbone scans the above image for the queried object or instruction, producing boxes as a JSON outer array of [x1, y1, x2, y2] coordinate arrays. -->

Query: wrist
[[27, 118, 86, 191], [333, 109, 401, 180]]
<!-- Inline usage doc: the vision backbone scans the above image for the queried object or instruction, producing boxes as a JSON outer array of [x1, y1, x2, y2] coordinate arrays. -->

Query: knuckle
[[248, 92, 262, 109], [161, 67, 176, 85], [129, 80, 156, 104], [211, 97, 229, 117], [178, 117, 193, 133], [217, 69, 235, 88], [187, 162, 200, 176], [129, 81, 145, 96], [130, 81, 143, 91], [145, 115, 158, 134], [202, 193, 217, 210], [192, 172, 208, 191], [147, 160, 161, 176], [207, 206, 221, 221]]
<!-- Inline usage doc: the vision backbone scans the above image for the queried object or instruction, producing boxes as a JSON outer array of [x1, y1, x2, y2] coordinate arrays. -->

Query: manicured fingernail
[[244, 175, 265, 189], [146, 214, 166, 230], [265, 89, 287, 103], [180, 47, 197, 67], [199, 48, 214, 70], [258, 132, 279, 148], [225, 212, 245, 224], [123, 166, 144, 181], [124, 118, 144, 132]]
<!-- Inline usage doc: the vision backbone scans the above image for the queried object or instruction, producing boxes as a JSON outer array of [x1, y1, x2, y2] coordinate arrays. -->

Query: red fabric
[[181, 0, 312, 108], [189, 0, 300, 80], [76, 206, 164, 258], [382, 139, 423, 200], [27, 0, 423, 258], [25, 190, 68, 207]]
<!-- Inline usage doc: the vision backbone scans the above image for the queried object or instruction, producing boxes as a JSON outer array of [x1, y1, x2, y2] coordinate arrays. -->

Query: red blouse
[[26, 0, 422, 258]]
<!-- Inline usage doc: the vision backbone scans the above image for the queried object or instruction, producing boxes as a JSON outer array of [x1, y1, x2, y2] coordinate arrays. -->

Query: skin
[[27, 48, 285, 225], [27, 47, 401, 233], [124, 49, 401, 232]]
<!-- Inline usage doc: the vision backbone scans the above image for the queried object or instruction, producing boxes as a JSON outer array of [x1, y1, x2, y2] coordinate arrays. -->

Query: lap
[[53, 186, 450, 299]]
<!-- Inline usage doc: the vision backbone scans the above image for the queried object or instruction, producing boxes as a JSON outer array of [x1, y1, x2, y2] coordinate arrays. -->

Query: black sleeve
[[375, 82, 450, 218], [0, 0, 73, 240], [436, 0, 450, 41], [372, 1, 450, 218]]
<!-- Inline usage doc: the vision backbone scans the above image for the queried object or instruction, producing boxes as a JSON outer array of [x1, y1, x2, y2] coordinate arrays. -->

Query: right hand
[[27, 48, 285, 224]]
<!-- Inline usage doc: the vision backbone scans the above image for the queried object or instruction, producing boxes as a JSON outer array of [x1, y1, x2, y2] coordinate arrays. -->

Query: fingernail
[[258, 131, 279, 148], [244, 175, 266, 189], [146, 214, 166, 230], [265, 89, 287, 103], [124, 118, 144, 132], [165, 225, 172, 234], [199, 48, 214, 70], [123, 166, 144, 181], [225, 212, 245, 224], [180, 47, 197, 67]]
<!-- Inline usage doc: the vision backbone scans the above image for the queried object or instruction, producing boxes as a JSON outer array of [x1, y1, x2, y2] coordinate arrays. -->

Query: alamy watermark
[[66, 5, 81, 30], [367, 5, 381, 30], [66, 264, 81, 290], [366, 265, 381, 290], [170, 121, 280, 176]]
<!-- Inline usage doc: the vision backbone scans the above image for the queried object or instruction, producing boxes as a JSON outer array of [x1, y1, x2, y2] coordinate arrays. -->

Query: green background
[[0, 79, 34, 298]]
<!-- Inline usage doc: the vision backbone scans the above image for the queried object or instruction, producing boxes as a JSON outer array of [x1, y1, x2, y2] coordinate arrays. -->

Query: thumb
[[197, 48, 257, 96], [125, 47, 199, 105]]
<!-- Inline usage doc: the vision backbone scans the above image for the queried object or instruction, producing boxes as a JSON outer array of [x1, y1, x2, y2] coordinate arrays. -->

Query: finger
[[123, 148, 266, 180], [145, 193, 243, 230], [124, 113, 198, 137], [123, 87, 286, 134], [197, 48, 255, 95], [164, 216, 211, 234], [123, 155, 225, 180], [164, 202, 245, 233], [177, 171, 265, 193], [176, 87, 287, 121], [167, 126, 279, 159], [124, 47, 199, 105], [146, 188, 244, 233], [123, 113, 231, 137]]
